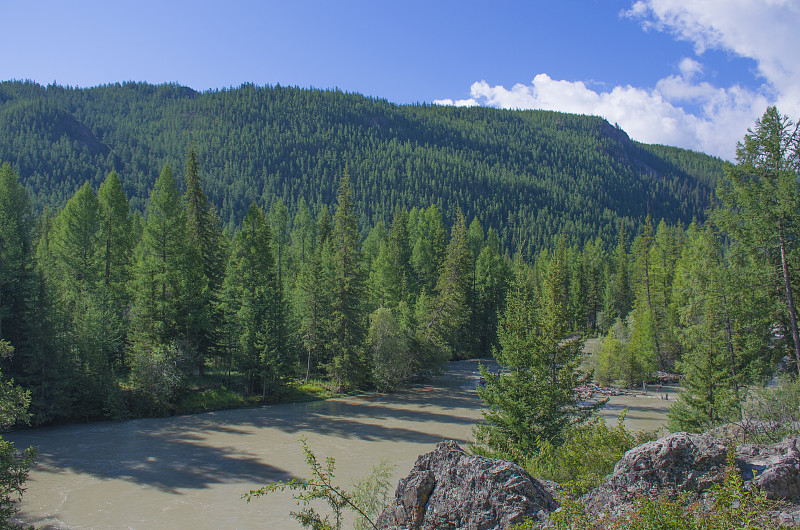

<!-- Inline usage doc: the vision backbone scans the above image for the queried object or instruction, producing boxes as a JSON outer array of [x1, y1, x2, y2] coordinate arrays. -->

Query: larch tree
[[715, 107, 800, 375]]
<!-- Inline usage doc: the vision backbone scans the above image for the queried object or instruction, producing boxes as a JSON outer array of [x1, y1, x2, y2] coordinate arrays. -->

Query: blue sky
[[2, 0, 798, 159]]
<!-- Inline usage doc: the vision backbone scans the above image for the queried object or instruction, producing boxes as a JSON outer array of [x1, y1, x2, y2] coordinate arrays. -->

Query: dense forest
[[0, 80, 724, 255], [0, 81, 794, 445]]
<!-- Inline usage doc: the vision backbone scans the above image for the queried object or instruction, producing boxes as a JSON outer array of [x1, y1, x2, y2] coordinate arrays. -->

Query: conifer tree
[[476, 251, 596, 460], [715, 106, 800, 374], [329, 170, 368, 390], [222, 205, 289, 396], [183, 147, 225, 375], [130, 163, 187, 352], [416, 210, 472, 360], [669, 226, 740, 431], [0, 163, 34, 350]]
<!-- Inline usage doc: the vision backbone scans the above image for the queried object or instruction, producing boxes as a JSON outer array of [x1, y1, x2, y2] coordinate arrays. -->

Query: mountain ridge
[[0, 80, 724, 253]]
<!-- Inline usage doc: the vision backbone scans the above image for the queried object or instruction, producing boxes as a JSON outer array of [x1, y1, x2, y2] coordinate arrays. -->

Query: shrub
[[736, 376, 800, 444], [526, 411, 658, 496]]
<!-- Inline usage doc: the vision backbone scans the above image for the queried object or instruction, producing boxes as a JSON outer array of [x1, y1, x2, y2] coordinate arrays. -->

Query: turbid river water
[[6, 360, 673, 529]]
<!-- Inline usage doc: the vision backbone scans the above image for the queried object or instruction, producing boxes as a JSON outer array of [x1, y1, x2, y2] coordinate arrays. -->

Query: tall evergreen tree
[[476, 251, 597, 460], [183, 147, 225, 375], [130, 163, 187, 352], [715, 107, 800, 374], [222, 204, 289, 396], [416, 210, 472, 360], [0, 163, 34, 350], [96, 170, 134, 369], [329, 170, 368, 390]]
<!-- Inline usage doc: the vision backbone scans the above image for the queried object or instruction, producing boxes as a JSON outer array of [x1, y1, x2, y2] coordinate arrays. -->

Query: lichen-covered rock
[[376, 440, 557, 530], [583, 432, 728, 515], [583, 432, 800, 518], [739, 436, 800, 501]]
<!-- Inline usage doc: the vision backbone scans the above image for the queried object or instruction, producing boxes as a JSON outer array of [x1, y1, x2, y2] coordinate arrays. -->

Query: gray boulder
[[376, 440, 557, 530], [739, 436, 800, 500], [583, 432, 800, 517]]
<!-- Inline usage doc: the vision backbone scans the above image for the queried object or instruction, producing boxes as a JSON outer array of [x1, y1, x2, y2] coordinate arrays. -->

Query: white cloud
[[625, 0, 800, 116], [436, 1, 800, 160], [433, 97, 478, 107], [449, 73, 767, 159], [678, 57, 703, 80]]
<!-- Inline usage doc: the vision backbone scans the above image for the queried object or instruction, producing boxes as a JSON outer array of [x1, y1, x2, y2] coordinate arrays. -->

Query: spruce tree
[[96, 170, 134, 369], [222, 204, 289, 397], [669, 226, 741, 431], [183, 147, 225, 375], [476, 252, 596, 460], [329, 170, 368, 390], [0, 163, 34, 350], [130, 163, 187, 353]]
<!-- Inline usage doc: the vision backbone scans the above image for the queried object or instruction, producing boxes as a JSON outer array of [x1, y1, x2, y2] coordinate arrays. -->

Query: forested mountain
[[0, 80, 723, 254]]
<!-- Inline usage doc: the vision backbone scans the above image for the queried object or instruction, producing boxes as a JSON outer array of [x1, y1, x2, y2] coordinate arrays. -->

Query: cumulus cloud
[[433, 97, 478, 107], [436, 1, 799, 160], [440, 72, 767, 159], [625, 0, 800, 115]]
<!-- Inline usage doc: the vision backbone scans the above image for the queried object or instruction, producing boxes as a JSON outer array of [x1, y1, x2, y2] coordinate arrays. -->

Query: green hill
[[0, 80, 724, 252]]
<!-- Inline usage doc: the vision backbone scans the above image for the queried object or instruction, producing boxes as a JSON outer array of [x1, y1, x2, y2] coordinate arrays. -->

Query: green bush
[[244, 437, 392, 530], [526, 411, 658, 496]]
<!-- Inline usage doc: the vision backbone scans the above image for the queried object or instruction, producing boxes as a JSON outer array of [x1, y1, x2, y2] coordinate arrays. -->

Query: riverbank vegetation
[[0, 106, 797, 438]]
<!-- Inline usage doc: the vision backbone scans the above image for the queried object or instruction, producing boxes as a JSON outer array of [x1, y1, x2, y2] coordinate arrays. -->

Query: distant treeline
[[0, 80, 723, 256]]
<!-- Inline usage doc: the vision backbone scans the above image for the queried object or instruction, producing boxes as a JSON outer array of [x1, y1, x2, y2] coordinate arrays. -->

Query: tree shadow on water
[[8, 422, 295, 494]]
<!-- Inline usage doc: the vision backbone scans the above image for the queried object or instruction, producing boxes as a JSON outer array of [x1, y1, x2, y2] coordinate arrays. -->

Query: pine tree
[[183, 147, 225, 375], [329, 170, 368, 391], [130, 163, 187, 356], [669, 226, 740, 431], [96, 171, 133, 369], [475, 252, 597, 460], [222, 204, 289, 397], [611, 224, 632, 320], [0, 163, 34, 351], [416, 210, 472, 360]]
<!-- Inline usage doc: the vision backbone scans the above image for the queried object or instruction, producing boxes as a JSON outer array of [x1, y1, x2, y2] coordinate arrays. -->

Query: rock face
[[583, 432, 800, 517], [739, 436, 800, 501], [376, 440, 557, 530]]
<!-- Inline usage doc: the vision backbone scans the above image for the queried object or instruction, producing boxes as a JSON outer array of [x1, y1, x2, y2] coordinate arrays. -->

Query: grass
[[173, 376, 346, 416]]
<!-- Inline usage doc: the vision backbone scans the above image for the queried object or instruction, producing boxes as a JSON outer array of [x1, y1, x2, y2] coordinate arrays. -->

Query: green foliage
[[715, 106, 800, 375], [474, 253, 598, 461], [244, 437, 388, 530], [329, 171, 369, 391], [737, 377, 800, 444], [128, 342, 183, 412], [527, 412, 657, 497], [0, 342, 37, 528], [668, 225, 749, 432], [367, 308, 412, 392]]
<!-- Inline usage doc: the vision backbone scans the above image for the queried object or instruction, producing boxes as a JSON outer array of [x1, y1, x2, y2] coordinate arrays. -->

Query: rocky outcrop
[[376, 441, 556, 530], [739, 436, 800, 501], [583, 432, 800, 518], [379, 434, 800, 529]]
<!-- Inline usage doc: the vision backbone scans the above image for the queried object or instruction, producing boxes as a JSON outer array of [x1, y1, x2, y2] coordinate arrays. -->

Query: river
[[6, 360, 672, 529]]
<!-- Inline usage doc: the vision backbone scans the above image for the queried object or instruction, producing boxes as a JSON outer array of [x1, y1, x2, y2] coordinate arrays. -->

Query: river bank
[[6, 359, 671, 529]]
